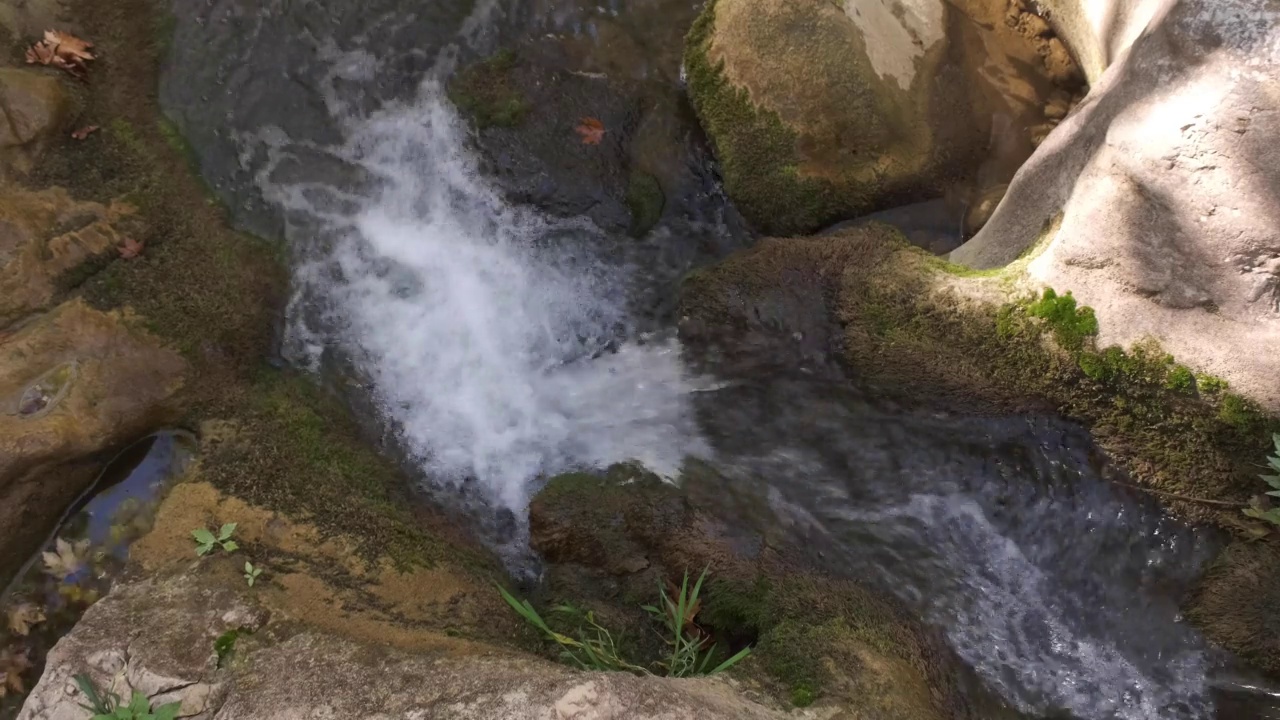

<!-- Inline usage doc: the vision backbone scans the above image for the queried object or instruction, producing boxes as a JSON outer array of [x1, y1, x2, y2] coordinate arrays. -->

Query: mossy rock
[[529, 468, 967, 716], [1188, 541, 1280, 676], [448, 50, 530, 129], [680, 225, 1279, 524], [683, 0, 987, 236], [625, 170, 665, 237]]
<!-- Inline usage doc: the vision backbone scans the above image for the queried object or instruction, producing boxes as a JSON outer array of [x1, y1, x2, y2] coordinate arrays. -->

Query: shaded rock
[[950, 0, 1280, 411], [0, 300, 186, 585], [0, 187, 139, 328], [529, 467, 975, 716], [684, 0, 1071, 236], [0, 68, 70, 179]]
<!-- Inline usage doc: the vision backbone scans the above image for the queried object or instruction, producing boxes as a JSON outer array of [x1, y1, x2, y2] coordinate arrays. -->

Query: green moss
[[683, 1, 846, 235], [214, 628, 241, 668], [789, 685, 816, 707], [1198, 374, 1229, 395], [1165, 364, 1195, 392], [625, 171, 665, 238], [681, 231, 1280, 525], [1025, 288, 1098, 351], [448, 49, 529, 128]]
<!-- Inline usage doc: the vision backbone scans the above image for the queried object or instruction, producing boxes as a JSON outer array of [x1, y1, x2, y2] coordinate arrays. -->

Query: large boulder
[[0, 300, 186, 585], [949, 0, 1280, 410], [684, 0, 1080, 237]]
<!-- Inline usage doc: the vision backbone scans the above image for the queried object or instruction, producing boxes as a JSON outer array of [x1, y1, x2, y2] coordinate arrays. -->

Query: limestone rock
[[0, 187, 140, 328], [684, 0, 1073, 236], [17, 569, 812, 720], [950, 0, 1280, 410], [0, 68, 70, 179], [0, 300, 186, 585]]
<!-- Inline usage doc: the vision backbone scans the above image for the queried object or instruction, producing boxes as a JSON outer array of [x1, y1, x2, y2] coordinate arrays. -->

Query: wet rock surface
[[530, 467, 984, 718], [0, 300, 186, 586]]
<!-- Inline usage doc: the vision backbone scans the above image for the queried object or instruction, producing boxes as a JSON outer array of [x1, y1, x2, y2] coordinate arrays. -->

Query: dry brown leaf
[[25, 29, 94, 78], [46, 30, 94, 62], [0, 647, 31, 697], [117, 236, 145, 260], [71, 125, 100, 140], [575, 116, 605, 145], [6, 604, 45, 636]]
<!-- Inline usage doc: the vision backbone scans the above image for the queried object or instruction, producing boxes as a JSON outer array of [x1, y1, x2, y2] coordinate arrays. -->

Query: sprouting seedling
[[191, 523, 238, 556], [1243, 434, 1280, 526], [243, 561, 262, 587]]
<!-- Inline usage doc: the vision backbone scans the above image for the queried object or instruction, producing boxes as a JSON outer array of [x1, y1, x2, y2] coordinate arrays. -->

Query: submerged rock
[[684, 0, 1075, 237], [0, 300, 186, 585]]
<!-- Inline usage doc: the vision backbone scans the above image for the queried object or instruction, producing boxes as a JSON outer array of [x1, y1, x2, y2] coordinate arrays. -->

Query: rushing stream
[[159, 0, 1277, 717]]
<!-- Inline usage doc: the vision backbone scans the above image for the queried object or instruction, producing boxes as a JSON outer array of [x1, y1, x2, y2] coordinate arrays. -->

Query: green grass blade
[[708, 646, 752, 675]]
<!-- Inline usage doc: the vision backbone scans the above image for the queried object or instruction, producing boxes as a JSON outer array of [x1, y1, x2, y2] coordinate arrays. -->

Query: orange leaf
[[117, 237, 145, 259], [45, 30, 94, 62], [26, 29, 94, 78], [71, 125, 99, 140], [575, 116, 605, 145]]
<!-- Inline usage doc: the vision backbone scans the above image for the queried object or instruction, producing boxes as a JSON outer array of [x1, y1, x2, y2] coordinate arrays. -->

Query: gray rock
[[18, 571, 819, 720]]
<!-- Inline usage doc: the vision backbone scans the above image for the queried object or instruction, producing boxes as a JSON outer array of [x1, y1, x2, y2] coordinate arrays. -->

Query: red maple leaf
[[575, 117, 605, 145]]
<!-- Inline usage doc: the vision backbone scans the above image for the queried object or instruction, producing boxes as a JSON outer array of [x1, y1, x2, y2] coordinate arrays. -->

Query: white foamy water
[[260, 78, 708, 511]]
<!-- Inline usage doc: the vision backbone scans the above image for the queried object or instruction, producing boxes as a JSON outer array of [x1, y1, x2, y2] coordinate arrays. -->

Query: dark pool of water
[[0, 432, 195, 719]]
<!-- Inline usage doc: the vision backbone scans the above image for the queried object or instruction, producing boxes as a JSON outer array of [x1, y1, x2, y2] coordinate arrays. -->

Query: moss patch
[[681, 228, 1280, 525], [625, 170, 664, 238], [448, 49, 530, 129], [683, 0, 848, 236]]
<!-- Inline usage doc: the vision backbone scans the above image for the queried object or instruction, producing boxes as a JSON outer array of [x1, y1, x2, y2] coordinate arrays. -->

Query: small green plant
[[1244, 434, 1280, 526], [499, 568, 751, 678], [243, 561, 262, 587], [74, 673, 181, 720], [497, 585, 646, 673], [643, 568, 752, 678], [191, 523, 238, 556]]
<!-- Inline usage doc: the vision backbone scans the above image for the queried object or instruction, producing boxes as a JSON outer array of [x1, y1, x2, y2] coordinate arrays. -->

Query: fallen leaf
[[117, 236, 145, 260], [6, 604, 45, 636], [41, 537, 89, 580], [71, 125, 99, 140], [0, 647, 31, 697], [25, 29, 94, 78], [46, 30, 94, 62], [575, 116, 605, 145]]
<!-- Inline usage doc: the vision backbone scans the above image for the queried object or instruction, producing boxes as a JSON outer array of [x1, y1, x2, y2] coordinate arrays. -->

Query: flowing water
[[158, 0, 1277, 717]]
